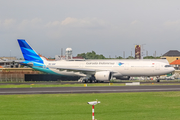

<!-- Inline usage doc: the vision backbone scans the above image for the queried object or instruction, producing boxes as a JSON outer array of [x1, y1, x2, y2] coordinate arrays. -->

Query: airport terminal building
[[161, 50, 180, 63]]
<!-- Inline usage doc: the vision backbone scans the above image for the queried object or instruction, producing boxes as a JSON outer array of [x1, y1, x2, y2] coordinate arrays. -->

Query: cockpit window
[[165, 65, 172, 67]]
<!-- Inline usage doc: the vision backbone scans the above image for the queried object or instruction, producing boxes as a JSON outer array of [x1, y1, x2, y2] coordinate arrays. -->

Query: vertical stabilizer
[[17, 39, 44, 64]]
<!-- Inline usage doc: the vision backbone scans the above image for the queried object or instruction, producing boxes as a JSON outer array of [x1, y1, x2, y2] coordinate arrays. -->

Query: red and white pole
[[92, 105, 95, 120], [88, 100, 100, 120]]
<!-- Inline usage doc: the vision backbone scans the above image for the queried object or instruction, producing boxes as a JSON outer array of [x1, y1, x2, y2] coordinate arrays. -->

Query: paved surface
[[0, 85, 180, 95], [0, 81, 180, 85]]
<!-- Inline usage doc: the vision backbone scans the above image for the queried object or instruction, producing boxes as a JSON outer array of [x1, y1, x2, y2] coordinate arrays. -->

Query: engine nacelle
[[95, 71, 111, 81]]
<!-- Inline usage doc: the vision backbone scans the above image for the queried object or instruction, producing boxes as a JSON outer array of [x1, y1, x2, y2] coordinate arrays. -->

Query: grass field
[[1, 92, 180, 120], [1, 82, 180, 88]]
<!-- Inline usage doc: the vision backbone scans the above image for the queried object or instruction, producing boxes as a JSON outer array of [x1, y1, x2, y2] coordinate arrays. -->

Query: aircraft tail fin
[[17, 39, 44, 64]]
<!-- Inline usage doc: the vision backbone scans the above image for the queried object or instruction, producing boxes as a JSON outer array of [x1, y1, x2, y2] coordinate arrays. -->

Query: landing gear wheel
[[83, 79, 87, 83], [156, 79, 160, 82], [94, 80, 99, 83]]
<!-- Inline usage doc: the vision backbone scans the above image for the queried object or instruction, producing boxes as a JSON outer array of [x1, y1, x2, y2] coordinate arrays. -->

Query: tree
[[126, 56, 134, 59], [76, 51, 105, 59], [116, 56, 123, 59], [98, 54, 106, 59], [143, 56, 161, 59], [77, 53, 86, 59]]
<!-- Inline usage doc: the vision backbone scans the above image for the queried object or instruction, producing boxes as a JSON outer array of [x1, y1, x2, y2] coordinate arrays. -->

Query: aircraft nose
[[171, 67, 175, 72]]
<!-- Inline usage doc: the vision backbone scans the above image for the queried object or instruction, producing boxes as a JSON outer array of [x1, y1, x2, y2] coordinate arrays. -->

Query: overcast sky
[[1, 0, 180, 58]]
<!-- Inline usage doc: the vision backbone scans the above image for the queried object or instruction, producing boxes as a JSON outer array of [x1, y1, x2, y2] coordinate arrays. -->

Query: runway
[[0, 85, 180, 94]]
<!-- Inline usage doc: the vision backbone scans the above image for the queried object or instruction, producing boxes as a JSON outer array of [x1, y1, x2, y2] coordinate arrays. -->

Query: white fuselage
[[44, 59, 174, 77]]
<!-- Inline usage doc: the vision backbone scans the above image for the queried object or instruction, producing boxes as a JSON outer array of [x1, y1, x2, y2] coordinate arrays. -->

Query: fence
[[0, 73, 81, 82], [0, 72, 39, 82], [25, 74, 80, 81]]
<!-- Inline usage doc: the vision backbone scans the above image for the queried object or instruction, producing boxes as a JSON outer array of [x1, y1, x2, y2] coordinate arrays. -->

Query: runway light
[[84, 84, 87, 87], [87, 99, 100, 120], [109, 83, 113, 85]]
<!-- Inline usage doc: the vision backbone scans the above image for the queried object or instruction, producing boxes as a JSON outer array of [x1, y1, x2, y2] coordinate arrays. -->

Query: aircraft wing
[[48, 66, 116, 75]]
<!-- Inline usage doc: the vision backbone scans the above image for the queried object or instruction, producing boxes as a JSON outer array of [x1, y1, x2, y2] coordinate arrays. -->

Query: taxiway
[[0, 85, 180, 94]]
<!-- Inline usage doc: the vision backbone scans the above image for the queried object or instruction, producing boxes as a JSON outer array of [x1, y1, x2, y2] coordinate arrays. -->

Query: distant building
[[54, 47, 84, 60], [170, 59, 180, 70], [0, 57, 21, 68], [72, 56, 83, 59], [135, 45, 141, 59], [161, 50, 180, 63], [0, 57, 17, 61]]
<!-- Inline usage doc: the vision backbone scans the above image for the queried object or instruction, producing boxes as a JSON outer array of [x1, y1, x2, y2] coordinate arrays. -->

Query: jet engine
[[94, 71, 111, 81]]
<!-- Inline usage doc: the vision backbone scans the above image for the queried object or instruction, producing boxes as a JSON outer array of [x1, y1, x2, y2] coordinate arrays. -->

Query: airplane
[[17, 39, 175, 82]]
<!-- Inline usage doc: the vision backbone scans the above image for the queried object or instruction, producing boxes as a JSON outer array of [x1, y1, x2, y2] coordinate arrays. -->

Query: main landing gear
[[78, 76, 103, 83], [156, 76, 160, 82]]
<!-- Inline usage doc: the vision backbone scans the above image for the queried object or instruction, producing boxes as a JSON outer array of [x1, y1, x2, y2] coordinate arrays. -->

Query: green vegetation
[[126, 56, 134, 59], [0, 92, 180, 120], [116, 56, 123, 59], [77, 51, 124, 59], [77, 51, 106, 59], [143, 56, 161, 59], [76, 51, 162, 59]]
